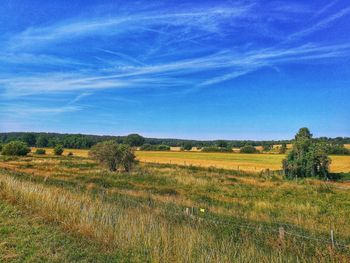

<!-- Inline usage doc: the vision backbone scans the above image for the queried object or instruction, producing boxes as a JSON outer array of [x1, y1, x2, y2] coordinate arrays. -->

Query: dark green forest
[[1, 132, 349, 152]]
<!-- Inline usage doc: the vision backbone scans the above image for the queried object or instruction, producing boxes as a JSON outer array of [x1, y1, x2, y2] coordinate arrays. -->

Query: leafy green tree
[[36, 135, 48, 147], [216, 140, 228, 148], [53, 144, 64, 155], [156, 145, 170, 151], [22, 133, 36, 146], [240, 145, 258, 154], [279, 143, 287, 154], [262, 144, 272, 152], [183, 143, 193, 151], [2, 141, 30, 156], [89, 141, 136, 172], [282, 128, 331, 179], [124, 134, 145, 147], [140, 143, 153, 150]]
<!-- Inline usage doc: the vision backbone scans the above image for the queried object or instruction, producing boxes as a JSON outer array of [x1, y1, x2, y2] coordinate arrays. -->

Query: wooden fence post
[[330, 229, 335, 249], [279, 227, 285, 245]]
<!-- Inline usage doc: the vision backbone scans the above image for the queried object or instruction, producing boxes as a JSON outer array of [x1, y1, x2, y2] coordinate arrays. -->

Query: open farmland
[[31, 148, 350, 173], [0, 153, 349, 261]]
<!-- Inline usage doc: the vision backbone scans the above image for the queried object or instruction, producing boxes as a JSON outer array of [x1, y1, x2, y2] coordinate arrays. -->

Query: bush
[[0, 144, 2, 152], [35, 149, 46, 155], [54, 145, 64, 155], [67, 152, 73, 156], [89, 140, 136, 172], [240, 145, 258, 154], [1, 141, 30, 156]]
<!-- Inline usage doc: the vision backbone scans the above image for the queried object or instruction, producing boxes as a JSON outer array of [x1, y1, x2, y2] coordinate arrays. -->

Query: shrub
[[67, 152, 73, 156], [54, 145, 64, 156], [1, 141, 30, 156], [240, 145, 258, 154], [0, 144, 2, 152], [89, 140, 136, 172], [35, 149, 46, 155]]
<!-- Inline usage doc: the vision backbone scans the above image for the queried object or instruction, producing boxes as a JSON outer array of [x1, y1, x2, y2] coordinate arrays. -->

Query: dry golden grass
[[1, 173, 328, 262]]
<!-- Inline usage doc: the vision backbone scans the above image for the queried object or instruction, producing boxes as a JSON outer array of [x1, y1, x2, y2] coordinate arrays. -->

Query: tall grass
[[1, 173, 346, 262]]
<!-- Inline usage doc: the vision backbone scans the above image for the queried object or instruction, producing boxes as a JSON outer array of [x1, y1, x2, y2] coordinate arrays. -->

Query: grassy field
[[32, 148, 350, 173], [0, 153, 350, 261]]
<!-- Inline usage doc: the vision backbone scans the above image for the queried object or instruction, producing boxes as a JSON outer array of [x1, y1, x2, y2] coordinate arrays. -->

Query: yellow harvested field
[[136, 151, 350, 172], [31, 148, 350, 172]]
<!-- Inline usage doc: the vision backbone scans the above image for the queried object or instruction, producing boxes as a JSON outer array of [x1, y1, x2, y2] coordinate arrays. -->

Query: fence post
[[279, 227, 285, 245], [330, 229, 335, 249]]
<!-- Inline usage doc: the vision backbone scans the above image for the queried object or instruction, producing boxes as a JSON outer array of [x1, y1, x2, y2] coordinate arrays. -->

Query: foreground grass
[[0, 200, 133, 262], [1, 172, 348, 262], [0, 154, 349, 261]]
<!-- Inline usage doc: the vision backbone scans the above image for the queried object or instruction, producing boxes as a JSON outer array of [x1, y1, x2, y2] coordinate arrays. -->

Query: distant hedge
[[202, 146, 232, 153], [240, 145, 258, 154], [140, 144, 170, 151]]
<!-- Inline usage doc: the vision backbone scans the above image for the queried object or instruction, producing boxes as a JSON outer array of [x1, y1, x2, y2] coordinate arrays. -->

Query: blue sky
[[0, 0, 349, 140]]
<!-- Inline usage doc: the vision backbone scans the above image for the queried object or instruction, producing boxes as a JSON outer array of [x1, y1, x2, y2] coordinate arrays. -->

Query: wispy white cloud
[[1, 42, 349, 97], [0, 103, 81, 114], [289, 6, 350, 40], [312, 1, 338, 19], [6, 5, 252, 50], [68, 92, 93, 105]]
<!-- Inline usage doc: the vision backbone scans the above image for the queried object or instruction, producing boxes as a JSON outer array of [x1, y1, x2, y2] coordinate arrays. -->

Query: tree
[[36, 135, 48, 147], [262, 144, 272, 152], [216, 140, 228, 148], [183, 142, 193, 151], [2, 141, 30, 156], [54, 144, 64, 155], [279, 143, 287, 154], [282, 128, 331, 179], [124, 134, 145, 147], [22, 133, 36, 146], [89, 141, 136, 172], [240, 145, 258, 154]]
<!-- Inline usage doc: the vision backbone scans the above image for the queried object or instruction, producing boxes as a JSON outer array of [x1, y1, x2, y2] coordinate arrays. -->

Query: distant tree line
[[0, 132, 349, 155]]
